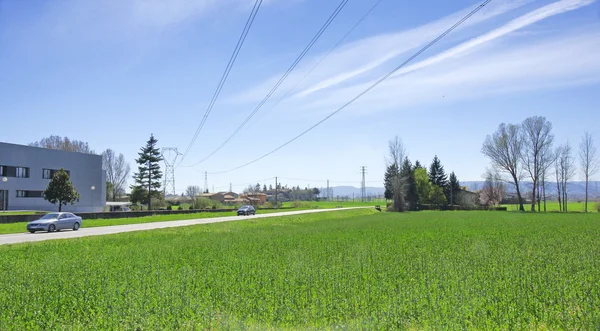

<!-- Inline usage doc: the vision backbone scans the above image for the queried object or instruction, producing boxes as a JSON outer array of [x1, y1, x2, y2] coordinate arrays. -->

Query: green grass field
[[282, 200, 384, 208], [0, 208, 293, 235], [502, 201, 599, 212], [1, 209, 599, 329], [0, 211, 40, 215]]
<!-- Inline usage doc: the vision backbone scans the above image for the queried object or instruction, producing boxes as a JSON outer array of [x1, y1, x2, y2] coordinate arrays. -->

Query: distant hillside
[[328, 186, 384, 197], [462, 181, 600, 199]]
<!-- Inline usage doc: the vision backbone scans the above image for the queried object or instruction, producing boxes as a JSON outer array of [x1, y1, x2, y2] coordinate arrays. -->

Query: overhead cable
[[209, 0, 493, 174]]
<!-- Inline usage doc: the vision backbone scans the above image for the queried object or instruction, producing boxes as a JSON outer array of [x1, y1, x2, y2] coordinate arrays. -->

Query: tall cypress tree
[[447, 171, 461, 205], [383, 163, 399, 200], [429, 155, 448, 188], [400, 157, 419, 210], [132, 134, 163, 210]]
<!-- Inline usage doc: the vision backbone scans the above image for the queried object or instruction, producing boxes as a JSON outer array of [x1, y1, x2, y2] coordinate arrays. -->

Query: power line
[[248, 0, 385, 129], [179, 0, 263, 166], [182, 0, 350, 168], [208, 0, 492, 175]]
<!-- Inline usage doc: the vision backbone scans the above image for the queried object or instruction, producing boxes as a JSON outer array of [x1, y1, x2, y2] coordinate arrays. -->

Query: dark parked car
[[237, 205, 256, 216], [27, 212, 82, 233]]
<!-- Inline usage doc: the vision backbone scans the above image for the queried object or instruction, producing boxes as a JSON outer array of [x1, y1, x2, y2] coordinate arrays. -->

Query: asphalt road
[[0, 207, 368, 246]]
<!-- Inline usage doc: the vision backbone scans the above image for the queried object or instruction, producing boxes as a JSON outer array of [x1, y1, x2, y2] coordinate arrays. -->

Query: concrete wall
[[0, 142, 106, 212]]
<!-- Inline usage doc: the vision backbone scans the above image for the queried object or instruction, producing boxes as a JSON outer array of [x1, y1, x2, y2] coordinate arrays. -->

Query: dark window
[[42, 169, 70, 179], [0, 166, 29, 178], [16, 190, 43, 198], [16, 167, 29, 178]]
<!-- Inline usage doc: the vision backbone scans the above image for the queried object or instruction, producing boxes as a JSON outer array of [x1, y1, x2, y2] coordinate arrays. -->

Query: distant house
[[240, 193, 267, 205], [201, 192, 241, 204]]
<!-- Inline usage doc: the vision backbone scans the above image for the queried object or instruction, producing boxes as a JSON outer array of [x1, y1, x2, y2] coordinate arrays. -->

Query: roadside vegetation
[[1, 210, 599, 329], [0, 208, 291, 235]]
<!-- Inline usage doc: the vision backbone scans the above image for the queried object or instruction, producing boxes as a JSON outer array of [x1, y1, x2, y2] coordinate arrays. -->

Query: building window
[[42, 169, 70, 179], [16, 167, 29, 178], [16, 190, 44, 198], [0, 165, 29, 178]]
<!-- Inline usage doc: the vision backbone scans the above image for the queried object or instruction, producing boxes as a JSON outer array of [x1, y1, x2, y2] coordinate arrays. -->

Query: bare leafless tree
[[481, 123, 525, 211], [386, 136, 407, 212], [555, 143, 576, 212], [479, 169, 506, 207], [386, 135, 405, 168], [30, 135, 95, 154], [102, 149, 131, 202], [579, 132, 599, 212], [521, 116, 554, 212], [186, 185, 201, 209], [539, 147, 555, 212]]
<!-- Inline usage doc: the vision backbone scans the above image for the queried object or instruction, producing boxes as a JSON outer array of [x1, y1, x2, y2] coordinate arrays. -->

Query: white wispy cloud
[[291, 0, 534, 98], [237, 0, 599, 124], [230, 0, 531, 103], [288, 27, 600, 117], [389, 0, 596, 79]]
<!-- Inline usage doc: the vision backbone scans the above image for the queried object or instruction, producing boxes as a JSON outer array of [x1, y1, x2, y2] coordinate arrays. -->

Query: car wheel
[[73, 222, 80, 231], [48, 224, 56, 233], [29, 230, 35, 234]]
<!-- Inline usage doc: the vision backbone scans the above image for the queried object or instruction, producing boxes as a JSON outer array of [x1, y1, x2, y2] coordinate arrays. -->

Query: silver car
[[27, 212, 82, 233]]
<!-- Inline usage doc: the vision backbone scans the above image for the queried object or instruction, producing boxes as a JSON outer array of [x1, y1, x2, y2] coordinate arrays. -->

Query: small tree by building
[[43, 169, 80, 212], [129, 186, 148, 209]]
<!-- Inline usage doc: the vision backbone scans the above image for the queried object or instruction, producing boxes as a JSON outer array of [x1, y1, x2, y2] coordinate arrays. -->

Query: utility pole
[[230, 183, 232, 192], [360, 166, 367, 202], [275, 177, 278, 209], [327, 179, 330, 201], [204, 172, 208, 193]]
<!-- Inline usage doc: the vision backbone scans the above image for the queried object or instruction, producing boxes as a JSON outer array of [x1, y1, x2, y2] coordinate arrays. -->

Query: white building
[[0, 142, 106, 212]]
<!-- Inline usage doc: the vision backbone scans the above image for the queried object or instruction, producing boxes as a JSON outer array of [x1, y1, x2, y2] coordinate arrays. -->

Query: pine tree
[[131, 134, 163, 210], [447, 171, 461, 205], [414, 160, 423, 170], [263, 184, 267, 192], [400, 157, 419, 210], [384, 163, 399, 200], [429, 155, 448, 188]]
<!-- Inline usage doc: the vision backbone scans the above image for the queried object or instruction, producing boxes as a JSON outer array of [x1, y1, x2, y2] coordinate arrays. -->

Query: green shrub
[[596, 201, 600, 212], [195, 198, 212, 209], [166, 205, 172, 210], [189, 205, 194, 210]]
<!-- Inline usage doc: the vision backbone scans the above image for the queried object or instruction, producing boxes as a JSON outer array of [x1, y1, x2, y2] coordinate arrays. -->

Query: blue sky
[[1, 0, 599, 194]]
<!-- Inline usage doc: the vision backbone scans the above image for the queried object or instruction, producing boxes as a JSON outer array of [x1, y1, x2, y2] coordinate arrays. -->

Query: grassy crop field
[[1, 209, 599, 330], [0, 211, 41, 215], [0, 208, 293, 235], [282, 200, 385, 208], [502, 201, 598, 212]]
